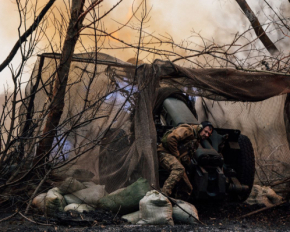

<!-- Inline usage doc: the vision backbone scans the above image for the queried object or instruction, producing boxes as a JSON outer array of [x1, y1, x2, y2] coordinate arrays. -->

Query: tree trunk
[[33, 0, 85, 168], [235, 0, 278, 55]]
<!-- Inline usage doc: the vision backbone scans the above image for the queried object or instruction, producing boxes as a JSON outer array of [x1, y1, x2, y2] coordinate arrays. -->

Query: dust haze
[[0, 0, 289, 90]]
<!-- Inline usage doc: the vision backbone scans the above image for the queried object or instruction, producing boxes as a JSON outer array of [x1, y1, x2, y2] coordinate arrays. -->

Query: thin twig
[[24, 169, 52, 215], [237, 201, 287, 219], [18, 211, 54, 226], [270, 177, 290, 187], [0, 211, 18, 223], [113, 205, 122, 221], [0, 0, 56, 72], [236, 67, 290, 76]]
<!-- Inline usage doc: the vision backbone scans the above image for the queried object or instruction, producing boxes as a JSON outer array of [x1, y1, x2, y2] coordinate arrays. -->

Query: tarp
[[19, 53, 290, 192]]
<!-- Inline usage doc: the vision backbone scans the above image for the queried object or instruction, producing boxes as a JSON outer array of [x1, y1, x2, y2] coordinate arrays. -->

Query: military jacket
[[157, 124, 201, 158]]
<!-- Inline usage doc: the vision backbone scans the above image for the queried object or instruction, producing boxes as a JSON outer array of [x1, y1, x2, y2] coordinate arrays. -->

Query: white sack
[[245, 185, 283, 207], [82, 181, 98, 188], [137, 190, 174, 226], [58, 177, 86, 195], [64, 185, 106, 205], [122, 211, 140, 224], [32, 193, 47, 213], [64, 203, 95, 213], [45, 187, 66, 216], [108, 187, 125, 195], [172, 200, 199, 225]]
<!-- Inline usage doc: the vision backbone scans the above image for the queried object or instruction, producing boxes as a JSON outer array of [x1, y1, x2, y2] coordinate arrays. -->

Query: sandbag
[[137, 190, 174, 225], [245, 185, 283, 207], [45, 187, 66, 216], [58, 177, 86, 195], [64, 203, 95, 213], [82, 181, 98, 188], [122, 211, 140, 224], [64, 185, 106, 205], [96, 178, 150, 215], [32, 193, 47, 213], [109, 187, 125, 195], [172, 200, 199, 225]]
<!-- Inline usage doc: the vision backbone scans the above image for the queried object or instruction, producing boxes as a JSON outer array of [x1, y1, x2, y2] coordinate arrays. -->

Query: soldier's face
[[199, 126, 212, 140]]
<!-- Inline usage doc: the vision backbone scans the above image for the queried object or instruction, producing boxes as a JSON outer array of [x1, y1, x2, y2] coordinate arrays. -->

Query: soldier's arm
[[166, 126, 192, 158]]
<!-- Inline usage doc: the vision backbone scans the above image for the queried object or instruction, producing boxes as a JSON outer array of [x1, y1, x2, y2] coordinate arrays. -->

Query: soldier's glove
[[180, 154, 191, 167], [187, 140, 197, 159]]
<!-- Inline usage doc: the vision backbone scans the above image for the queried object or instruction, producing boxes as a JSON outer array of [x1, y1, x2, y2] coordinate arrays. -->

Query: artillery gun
[[155, 96, 255, 202]]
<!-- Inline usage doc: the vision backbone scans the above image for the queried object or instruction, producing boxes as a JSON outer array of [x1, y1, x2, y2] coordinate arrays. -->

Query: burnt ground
[[0, 201, 290, 232]]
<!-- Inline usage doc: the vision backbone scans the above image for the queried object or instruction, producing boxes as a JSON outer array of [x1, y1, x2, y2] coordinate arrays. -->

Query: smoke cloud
[[0, 0, 289, 91]]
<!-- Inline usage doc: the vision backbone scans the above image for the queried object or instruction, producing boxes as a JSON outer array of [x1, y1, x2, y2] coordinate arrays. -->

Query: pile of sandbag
[[245, 185, 283, 207], [32, 178, 199, 225], [32, 177, 151, 217], [32, 177, 107, 216], [95, 177, 151, 214], [122, 190, 199, 225]]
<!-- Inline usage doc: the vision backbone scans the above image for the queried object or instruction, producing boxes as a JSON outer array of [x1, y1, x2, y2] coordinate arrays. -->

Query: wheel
[[234, 134, 255, 201]]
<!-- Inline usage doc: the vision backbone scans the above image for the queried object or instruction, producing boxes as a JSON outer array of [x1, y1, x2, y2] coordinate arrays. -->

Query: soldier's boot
[[161, 186, 172, 197], [174, 173, 193, 200]]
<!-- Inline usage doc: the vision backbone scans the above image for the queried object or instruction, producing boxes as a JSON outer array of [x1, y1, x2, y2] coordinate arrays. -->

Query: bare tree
[[1, 0, 290, 215], [0, 0, 137, 211], [33, 0, 86, 169]]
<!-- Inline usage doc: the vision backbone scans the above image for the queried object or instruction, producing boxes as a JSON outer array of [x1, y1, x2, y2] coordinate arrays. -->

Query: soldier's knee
[[180, 165, 185, 176], [174, 161, 185, 171], [172, 163, 185, 177]]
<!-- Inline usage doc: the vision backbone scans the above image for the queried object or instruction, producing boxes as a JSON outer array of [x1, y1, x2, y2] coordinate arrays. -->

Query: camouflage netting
[[21, 52, 290, 193], [195, 96, 289, 186]]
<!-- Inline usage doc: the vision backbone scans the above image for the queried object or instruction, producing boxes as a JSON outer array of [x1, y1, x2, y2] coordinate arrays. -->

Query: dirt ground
[[0, 201, 290, 232]]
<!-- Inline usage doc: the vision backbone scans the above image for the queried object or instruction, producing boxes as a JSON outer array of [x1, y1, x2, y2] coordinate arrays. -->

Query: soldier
[[157, 121, 214, 197]]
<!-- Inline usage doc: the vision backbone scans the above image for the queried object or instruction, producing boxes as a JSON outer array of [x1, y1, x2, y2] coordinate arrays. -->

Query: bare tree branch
[[0, 0, 56, 72], [235, 0, 279, 55]]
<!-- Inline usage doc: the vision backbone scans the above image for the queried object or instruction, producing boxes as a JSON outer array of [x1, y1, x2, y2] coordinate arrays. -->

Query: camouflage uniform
[[157, 124, 201, 196]]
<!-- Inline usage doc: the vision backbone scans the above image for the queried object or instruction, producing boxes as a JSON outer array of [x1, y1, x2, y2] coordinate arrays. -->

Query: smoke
[[0, 0, 288, 91]]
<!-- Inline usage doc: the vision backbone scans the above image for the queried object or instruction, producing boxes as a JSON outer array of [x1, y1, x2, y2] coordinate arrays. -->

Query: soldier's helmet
[[200, 121, 214, 131]]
